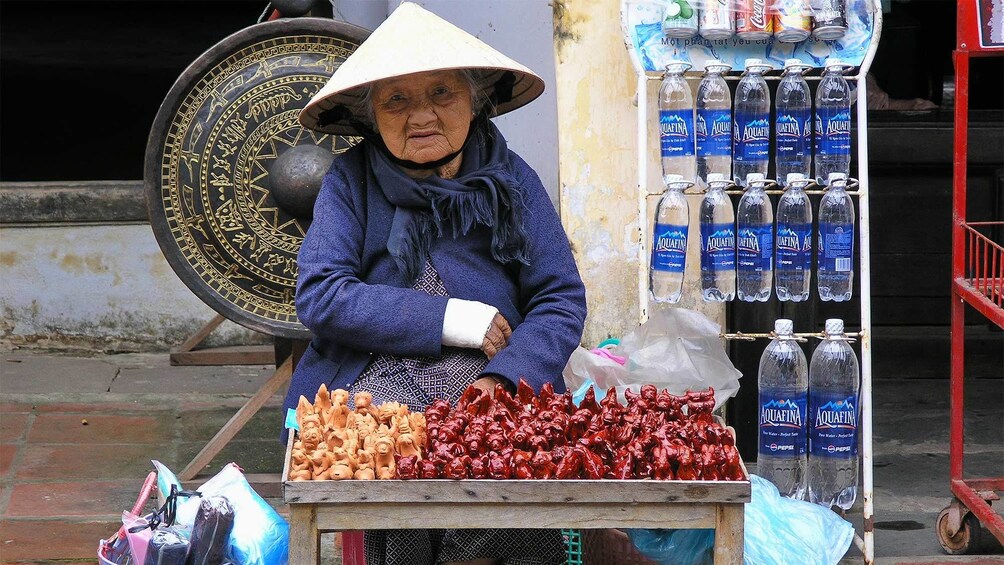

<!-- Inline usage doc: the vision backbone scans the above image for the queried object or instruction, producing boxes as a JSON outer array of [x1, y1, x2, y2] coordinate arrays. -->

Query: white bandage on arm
[[442, 298, 498, 349]]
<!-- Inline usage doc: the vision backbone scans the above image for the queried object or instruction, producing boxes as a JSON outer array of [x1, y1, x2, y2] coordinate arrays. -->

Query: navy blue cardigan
[[281, 142, 587, 419]]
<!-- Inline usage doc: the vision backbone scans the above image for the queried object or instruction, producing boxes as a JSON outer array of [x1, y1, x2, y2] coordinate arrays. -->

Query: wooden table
[[283, 473, 750, 564]]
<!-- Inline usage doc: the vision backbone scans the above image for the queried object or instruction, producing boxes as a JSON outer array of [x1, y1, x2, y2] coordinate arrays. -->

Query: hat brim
[[299, 67, 544, 136]]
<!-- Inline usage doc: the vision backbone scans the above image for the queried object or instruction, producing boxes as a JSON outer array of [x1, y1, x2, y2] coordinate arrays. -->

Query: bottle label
[[700, 222, 735, 273], [734, 110, 770, 163], [737, 224, 773, 273], [660, 110, 696, 158], [776, 109, 810, 159], [815, 107, 851, 157], [819, 222, 854, 272], [809, 391, 858, 458], [776, 222, 812, 272], [652, 223, 688, 273], [696, 109, 732, 158], [759, 392, 807, 455]]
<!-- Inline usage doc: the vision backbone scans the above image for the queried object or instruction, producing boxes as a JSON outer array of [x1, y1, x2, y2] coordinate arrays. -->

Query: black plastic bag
[[186, 496, 235, 565], [144, 527, 189, 565]]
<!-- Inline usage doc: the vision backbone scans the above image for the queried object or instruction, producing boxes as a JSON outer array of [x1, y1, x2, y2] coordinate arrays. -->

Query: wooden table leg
[[288, 504, 321, 565], [713, 502, 745, 565]]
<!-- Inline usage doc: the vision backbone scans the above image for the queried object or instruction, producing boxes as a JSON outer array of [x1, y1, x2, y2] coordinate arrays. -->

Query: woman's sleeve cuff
[[442, 298, 498, 349]]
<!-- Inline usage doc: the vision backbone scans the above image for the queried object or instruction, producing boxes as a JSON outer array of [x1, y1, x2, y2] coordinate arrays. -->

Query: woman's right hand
[[481, 312, 511, 360]]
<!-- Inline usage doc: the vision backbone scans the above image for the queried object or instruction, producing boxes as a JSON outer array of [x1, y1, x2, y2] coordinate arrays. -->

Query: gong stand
[[169, 313, 276, 366], [145, 17, 369, 481]]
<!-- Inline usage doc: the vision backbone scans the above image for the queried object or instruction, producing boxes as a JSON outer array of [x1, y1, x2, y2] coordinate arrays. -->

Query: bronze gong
[[145, 17, 369, 339]]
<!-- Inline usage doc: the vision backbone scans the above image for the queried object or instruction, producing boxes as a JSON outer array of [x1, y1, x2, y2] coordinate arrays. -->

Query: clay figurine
[[396, 432, 422, 460], [374, 435, 397, 480], [354, 448, 376, 480], [353, 391, 381, 420], [378, 401, 403, 426], [309, 443, 334, 480], [329, 388, 352, 429], [288, 444, 312, 481], [329, 447, 355, 480], [314, 383, 335, 427]]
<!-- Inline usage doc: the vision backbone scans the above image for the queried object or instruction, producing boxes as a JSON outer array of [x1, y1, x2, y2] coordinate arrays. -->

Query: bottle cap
[[704, 60, 731, 73], [825, 318, 845, 335], [828, 172, 848, 184], [824, 59, 852, 73], [746, 172, 765, 184], [774, 319, 794, 335], [664, 174, 684, 183], [786, 172, 806, 183], [784, 58, 809, 71], [664, 61, 692, 74], [744, 58, 771, 73], [705, 173, 730, 187]]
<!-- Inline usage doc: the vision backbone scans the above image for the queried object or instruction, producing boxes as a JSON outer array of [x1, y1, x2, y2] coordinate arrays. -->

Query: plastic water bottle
[[814, 60, 852, 185], [808, 318, 860, 510], [700, 173, 735, 301], [775, 173, 813, 302], [651, 175, 691, 303], [737, 173, 773, 302], [759, 318, 808, 499], [659, 62, 697, 183], [775, 59, 813, 187], [696, 61, 732, 187], [733, 59, 772, 188], [818, 172, 855, 301]]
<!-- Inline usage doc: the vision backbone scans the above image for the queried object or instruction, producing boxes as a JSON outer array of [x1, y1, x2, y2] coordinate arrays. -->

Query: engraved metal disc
[[145, 18, 369, 339]]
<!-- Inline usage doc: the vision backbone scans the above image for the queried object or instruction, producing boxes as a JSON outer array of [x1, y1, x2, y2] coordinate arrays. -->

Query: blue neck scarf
[[366, 120, 530, 281]]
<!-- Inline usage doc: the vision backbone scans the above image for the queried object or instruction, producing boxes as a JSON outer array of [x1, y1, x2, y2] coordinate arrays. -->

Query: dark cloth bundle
[[186, 496, 235, 565], [144, 528, 190, 565]]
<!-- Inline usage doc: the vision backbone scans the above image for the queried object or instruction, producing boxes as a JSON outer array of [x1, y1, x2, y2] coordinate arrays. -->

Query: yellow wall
[[554, 0, 723, 347]]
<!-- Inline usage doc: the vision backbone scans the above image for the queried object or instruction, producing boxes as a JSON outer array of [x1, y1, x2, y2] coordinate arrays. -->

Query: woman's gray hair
[[352, 69, 495, 132]]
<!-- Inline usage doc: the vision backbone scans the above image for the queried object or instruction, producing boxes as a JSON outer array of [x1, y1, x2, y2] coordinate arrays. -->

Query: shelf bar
[[637, 72, 650, 326], [720, 331, 864, 341], [856, 43, 877, 565]]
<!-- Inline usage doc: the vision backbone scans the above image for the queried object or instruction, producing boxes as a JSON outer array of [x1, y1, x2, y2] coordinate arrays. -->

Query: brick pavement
[[0, 351, 289, 563]]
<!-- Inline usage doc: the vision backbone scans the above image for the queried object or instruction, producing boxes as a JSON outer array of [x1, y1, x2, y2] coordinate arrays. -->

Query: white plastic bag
[[563, 308, 742, 409], [153, 461, 288, 565]]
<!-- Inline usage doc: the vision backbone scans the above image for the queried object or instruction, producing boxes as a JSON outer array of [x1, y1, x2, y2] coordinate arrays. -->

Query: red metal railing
[[959, 222, 1004, 325]]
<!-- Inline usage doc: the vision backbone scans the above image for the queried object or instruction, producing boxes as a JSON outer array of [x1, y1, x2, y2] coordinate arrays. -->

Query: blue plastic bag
[[628, 528, 714, 565], [743, 475, 854, 565], [629, 475, 854, 565]]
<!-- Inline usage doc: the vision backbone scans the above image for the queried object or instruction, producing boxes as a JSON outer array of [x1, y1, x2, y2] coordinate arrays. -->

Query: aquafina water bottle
[[814, 59, 853, 185], [733, 58, 772, 188], [775, 172, 813, 302], [651, 175, 691, 303], [818, 172, 855, 301], [737, 173, 773, 302], [776, 59, 813, 187], [696, 61, 732, 187], [660, 61, 697, 183], [700, 173, 735, 301], [808, 318, 860, 510], [759, 318, 808, 499]]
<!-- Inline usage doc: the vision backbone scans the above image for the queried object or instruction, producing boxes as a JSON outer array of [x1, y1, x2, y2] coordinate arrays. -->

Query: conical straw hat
[[299, 2, 545, 135]]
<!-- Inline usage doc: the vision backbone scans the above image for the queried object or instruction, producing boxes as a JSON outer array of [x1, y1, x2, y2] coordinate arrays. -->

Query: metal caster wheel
[[937, 503, 983, 555]]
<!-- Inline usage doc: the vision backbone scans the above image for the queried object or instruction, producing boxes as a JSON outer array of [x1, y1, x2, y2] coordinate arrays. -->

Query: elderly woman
[[286, 3, 586, 565]]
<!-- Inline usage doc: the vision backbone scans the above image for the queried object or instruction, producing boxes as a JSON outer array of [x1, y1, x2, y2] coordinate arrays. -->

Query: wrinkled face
[[371, 70, 473, 165]]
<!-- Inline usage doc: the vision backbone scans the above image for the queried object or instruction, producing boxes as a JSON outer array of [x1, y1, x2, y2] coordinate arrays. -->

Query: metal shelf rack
[[619, 0, 883, 562]]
